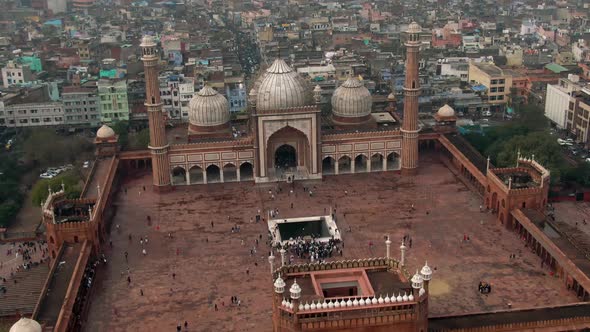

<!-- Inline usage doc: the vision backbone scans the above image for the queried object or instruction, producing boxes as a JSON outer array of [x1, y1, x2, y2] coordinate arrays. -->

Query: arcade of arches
[[170, 162, 254, 185], [322, 152, 400, 175]]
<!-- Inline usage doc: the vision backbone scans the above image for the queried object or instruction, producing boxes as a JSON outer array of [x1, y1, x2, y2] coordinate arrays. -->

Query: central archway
[[275, 144, 297, 169], [265, 125, 311, 177]]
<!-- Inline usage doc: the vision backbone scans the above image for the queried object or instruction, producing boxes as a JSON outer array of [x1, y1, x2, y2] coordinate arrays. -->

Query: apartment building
[[2, 60, 34, 87], [468, 62, 512, 111], [97, 79, 129, 123], [0, 101, 64, 127], [545, 75, 584, 129], [62, 86, 101, 127]]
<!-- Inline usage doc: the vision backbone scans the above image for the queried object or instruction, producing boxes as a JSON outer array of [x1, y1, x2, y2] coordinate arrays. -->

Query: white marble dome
[[10, 318, 42, 332], [331, 76, 372, 118], [407, 21, 422, 34], [255, 59, 310, 111], [96, 124, 115, 139], [437, 104, 455, 118], [140, 35, 155, 46], [188, 85, 230, 127]]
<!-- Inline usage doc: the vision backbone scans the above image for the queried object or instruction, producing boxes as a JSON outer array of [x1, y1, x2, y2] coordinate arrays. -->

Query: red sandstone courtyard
[[84, 157, 578, 332]]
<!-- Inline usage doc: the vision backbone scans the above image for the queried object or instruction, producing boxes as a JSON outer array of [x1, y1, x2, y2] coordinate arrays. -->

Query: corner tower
[[140, 35, 172, 192], [401, 22, 422, 175]]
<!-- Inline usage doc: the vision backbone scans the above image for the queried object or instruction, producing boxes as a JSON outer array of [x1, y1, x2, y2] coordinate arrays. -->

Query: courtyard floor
[[84, 158, 578, 332]]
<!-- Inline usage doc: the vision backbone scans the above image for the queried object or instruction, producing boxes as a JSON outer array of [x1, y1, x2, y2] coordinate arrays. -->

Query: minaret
[[141, 35, 172, 192], [401, 22, 422, 176]]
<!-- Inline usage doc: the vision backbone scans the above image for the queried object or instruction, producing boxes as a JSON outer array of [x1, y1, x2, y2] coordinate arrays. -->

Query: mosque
[[113, 21, 446, 190]]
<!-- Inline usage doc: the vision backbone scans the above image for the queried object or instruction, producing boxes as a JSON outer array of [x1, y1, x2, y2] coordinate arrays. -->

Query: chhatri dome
[[437, 104, 455, 118], [254, 59, 311, 111], [96, 124, 115, 139], [188, 85, 230, 129], [331, 76, 372, 120], [10, 317, 42, 332]]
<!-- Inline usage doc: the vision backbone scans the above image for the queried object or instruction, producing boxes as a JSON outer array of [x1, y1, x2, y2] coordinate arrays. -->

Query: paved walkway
[[84, 159, 578, 331]]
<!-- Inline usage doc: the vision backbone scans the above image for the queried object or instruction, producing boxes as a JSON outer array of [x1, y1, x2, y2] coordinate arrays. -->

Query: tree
[[111, 120, 130, 149], [30, 172, 82, 206], [21, 129, 93, 167], [127, 128, 150, 150]]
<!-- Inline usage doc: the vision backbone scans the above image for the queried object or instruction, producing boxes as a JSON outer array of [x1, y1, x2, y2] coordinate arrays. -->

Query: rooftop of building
[[471, 62, 504, 77]]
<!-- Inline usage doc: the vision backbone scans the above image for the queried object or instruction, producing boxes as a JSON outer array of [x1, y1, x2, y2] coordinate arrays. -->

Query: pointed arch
[[171, 166, 186, 185], [240, 162, 254, 181], [189, 165, 204, 184], [206, 164, 221, 183], [322, 156, 336, 175], [338, 155, 352, 174], [223, 163, 237, 182], [370, 153, 384, 172], [354, 154, 368, 173]]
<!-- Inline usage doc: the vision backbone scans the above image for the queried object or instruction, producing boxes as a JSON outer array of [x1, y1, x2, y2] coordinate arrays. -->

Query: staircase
[[0, 261, 50, 317]]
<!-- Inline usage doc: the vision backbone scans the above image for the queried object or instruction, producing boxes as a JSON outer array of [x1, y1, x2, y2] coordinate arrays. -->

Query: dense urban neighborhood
[[1, 0, 590, 331]]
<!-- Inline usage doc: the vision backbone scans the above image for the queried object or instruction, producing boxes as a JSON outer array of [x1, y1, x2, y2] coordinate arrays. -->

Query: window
[[490, 87, 497, 93], [499, 79, 505, 84], [19, 119, 28, 124], [498, 87, 505, 93], [491, 79, 498, 85], [31, 118, 40, 123], [489, 96, 497, 101], [497, 95, 504, 100]]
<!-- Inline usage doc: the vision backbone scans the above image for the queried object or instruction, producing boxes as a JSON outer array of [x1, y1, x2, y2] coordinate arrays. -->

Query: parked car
[[83, 161, 90, 168], [482, 110, 492, 117], [40, 172, 56, 179]]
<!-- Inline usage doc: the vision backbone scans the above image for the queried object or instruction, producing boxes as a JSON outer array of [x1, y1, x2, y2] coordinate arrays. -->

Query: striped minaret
[[141, 35, 172, 192], [401, 22, 422, 176]]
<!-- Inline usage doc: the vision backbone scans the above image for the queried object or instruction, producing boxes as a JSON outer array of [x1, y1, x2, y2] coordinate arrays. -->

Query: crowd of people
[[275, 237, 342, 264]]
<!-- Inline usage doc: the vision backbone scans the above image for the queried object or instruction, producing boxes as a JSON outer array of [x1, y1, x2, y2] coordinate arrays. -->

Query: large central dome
[[255, 59, 311, 111]]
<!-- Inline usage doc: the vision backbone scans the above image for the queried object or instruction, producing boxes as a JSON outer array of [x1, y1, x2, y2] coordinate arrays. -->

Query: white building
[[520, 19, 536, 35], [545, 75, 583, 129], [572, 40, 590, 63], [1, 61, 34, 88], [160, 74, 195, 121], [0, 102, 64, 127], [438, 57, 469, 82]]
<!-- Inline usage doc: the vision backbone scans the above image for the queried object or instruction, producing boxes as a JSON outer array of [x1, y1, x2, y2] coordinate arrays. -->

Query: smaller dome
[[96, 124, 115, 139], [188, 85, 230, 128], [411, 270, 424, 289], [140, 35, 156, 47], [289, 279, 301, 299], [437, 104, 455, 118], [331, 76, 372, 119], [407, 21, 422, 34], [10, 318, 42, 332], [274, 274, 286, 293], [387, 93, 396, 101], [421, 261, 433, 280]]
